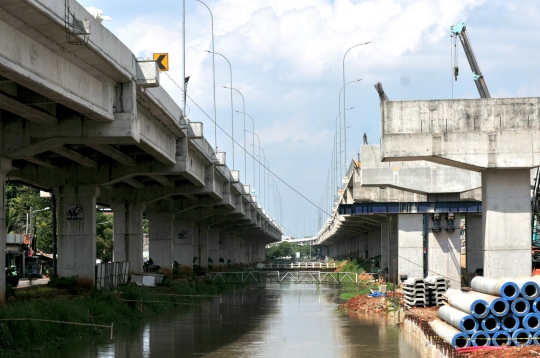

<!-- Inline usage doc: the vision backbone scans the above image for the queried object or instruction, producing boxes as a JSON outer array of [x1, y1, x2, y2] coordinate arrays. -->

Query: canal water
[[39, 284, 422, 357]]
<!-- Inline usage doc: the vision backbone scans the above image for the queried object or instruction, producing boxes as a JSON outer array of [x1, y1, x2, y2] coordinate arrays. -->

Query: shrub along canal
[[36, 283, 422, 357]]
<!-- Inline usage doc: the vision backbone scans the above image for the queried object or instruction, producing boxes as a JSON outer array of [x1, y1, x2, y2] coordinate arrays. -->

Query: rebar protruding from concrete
[[523, 313, 540, 332], [502, 276, 540, 300], [430, 319, 470, 348], [467, 291, 510, 317], [512, 328, 532, 346], [481, 314, 501, 334], [471, 277, 519, 301], [438, 305, 479, 335], [511, 297, 531, 317], [448, 290, 490, 319], [492, 330, 512, 346], [501, 314, 520, 333], [471, 331, 491, 347]]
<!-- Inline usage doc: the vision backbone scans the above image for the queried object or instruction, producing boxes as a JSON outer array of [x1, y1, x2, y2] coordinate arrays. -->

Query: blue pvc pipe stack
[[434, 276, 540, 348]]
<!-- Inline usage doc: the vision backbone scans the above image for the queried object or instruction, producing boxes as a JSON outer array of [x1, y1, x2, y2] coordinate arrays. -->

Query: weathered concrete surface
[[381, 98, 540, 170], [361, 145, 481, 194], [482, 169, 531, 278], [397, 214, 423, 280], [466, 214, 483, 274], [111, 203, 145, 275], [427, 217, 461, 289], [173, 220, 194, 269], [147, 213, 174, 277], [54, 185, 99, 288], [0, 0, 281, 305], [0, 158, 11, 304]]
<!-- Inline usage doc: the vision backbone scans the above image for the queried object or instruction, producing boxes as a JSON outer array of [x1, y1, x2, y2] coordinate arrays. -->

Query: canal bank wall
[[403, 315, 465, 358]]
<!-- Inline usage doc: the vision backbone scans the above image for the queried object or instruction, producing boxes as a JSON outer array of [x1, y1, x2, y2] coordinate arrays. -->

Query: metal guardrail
[[207, 271, 358, 284], [260, 262, 336, 269], [95, 261, 130, 290], [339, 201, 482, 215]]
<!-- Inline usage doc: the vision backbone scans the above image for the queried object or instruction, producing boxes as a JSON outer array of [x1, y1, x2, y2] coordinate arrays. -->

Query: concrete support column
[[373, 226, 382, 258], [427, 216, 461, 289], [218, 231, 227, 269], [147, 213, 174, 277], [389, 216, 399, 282], [368, 231, 376, 258], [195, 225, 209, 269], [207, 228, 220, 270], [172, 220, 194, 270], [482, 169, 531, 278], [466, 214, 483, 274], [397, 214, 423, 281], [227, 234, 235, 266], [381, 219, 390, 276], [54, 185, 99, 288], [111, 203, 145, 275], [0, 158, 12, 304]]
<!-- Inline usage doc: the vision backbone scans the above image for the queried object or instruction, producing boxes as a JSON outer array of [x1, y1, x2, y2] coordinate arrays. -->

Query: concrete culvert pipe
[[512, 328, 532, 346], [481, 314, 501, 334], [430, 319, 470, 348], [533, 330, 540, 345], [532, 297, 540, 315], [471, 331, 491, 347], [471, 277, 519, 301], [502, 276, 540, 300], [511, 297, 531, 317], [448, 291, 489, 319], [501, 314, 520, 333], [467, 291, 510, 317], [438, 305, 479, 335], [523, 313, 540, 332], [492, 330, 512, 346]]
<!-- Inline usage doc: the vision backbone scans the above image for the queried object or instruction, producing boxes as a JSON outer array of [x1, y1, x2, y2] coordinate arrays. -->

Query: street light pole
[[338, 79, 361, 177], [342, 42, 370, 174], [238, 111, 255, 188], [226, 86, 245, 180], [196, 0, 218, 151], [335, 106, 354, 187], [209, 51, 234, 168], [246, 129, 261, 198]]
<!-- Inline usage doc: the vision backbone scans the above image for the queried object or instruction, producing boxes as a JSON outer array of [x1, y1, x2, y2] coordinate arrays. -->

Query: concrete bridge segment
[[0, 1, 281, 303], [381, 97, 538, 279]]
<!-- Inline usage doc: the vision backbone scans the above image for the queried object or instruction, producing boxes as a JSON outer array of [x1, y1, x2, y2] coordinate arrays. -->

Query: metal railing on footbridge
[[207, 271, 359, 284], [259, 262, 336, 270]]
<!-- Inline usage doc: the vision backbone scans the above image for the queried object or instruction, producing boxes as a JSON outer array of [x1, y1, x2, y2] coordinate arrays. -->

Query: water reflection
[[39, 284, 422, 357]]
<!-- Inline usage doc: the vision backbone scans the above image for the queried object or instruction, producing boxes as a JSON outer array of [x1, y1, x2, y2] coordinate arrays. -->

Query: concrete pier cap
[[380, 97, 540, 279]]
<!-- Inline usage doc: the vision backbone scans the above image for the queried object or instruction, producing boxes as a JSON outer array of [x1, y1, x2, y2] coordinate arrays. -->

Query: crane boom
[[451, 23, 490, 98]]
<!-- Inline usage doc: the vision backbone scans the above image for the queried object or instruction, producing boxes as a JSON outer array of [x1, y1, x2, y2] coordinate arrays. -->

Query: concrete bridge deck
[[0, 1, 281, 302]]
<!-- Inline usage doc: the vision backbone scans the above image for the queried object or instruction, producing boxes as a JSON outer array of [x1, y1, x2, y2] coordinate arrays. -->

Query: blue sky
[[78, 0, 540, 238]]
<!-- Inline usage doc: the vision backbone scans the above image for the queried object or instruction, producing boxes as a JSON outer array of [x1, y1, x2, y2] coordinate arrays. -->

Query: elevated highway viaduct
[[0, 0, 281, 303]]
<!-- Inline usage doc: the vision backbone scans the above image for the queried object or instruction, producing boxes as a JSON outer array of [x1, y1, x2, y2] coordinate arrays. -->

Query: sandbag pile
[[431, 276, 540, 348], [403, 276, 449, 308]]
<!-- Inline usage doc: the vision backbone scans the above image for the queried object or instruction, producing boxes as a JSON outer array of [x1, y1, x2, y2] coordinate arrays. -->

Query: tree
[[96, 212, 113, 262], [5, 183, 52, 252]]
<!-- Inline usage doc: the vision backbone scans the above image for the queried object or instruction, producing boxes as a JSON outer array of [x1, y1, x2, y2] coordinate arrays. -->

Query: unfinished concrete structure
[[316, 145, 482, 288], [0, 1, 280, 303], [381, 98, 539, 279]]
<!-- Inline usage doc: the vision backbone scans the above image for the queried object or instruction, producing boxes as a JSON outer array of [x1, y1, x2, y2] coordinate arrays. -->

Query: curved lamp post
[[196, 0, 217, 151], [342, 42, 370, 174], [208, 51, 234, 168]]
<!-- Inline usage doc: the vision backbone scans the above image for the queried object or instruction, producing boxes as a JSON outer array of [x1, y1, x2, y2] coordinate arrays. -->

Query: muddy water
[[39, 284, 422, 357]]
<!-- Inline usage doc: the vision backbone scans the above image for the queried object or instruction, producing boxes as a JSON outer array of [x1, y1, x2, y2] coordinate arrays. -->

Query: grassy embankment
[[0, 276, 246, 355], [336, 258, 395, 300]]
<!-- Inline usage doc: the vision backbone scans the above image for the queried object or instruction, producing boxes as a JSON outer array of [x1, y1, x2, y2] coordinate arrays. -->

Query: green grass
[[0, 279, 242, 355], [338, 282, 396, 300]]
